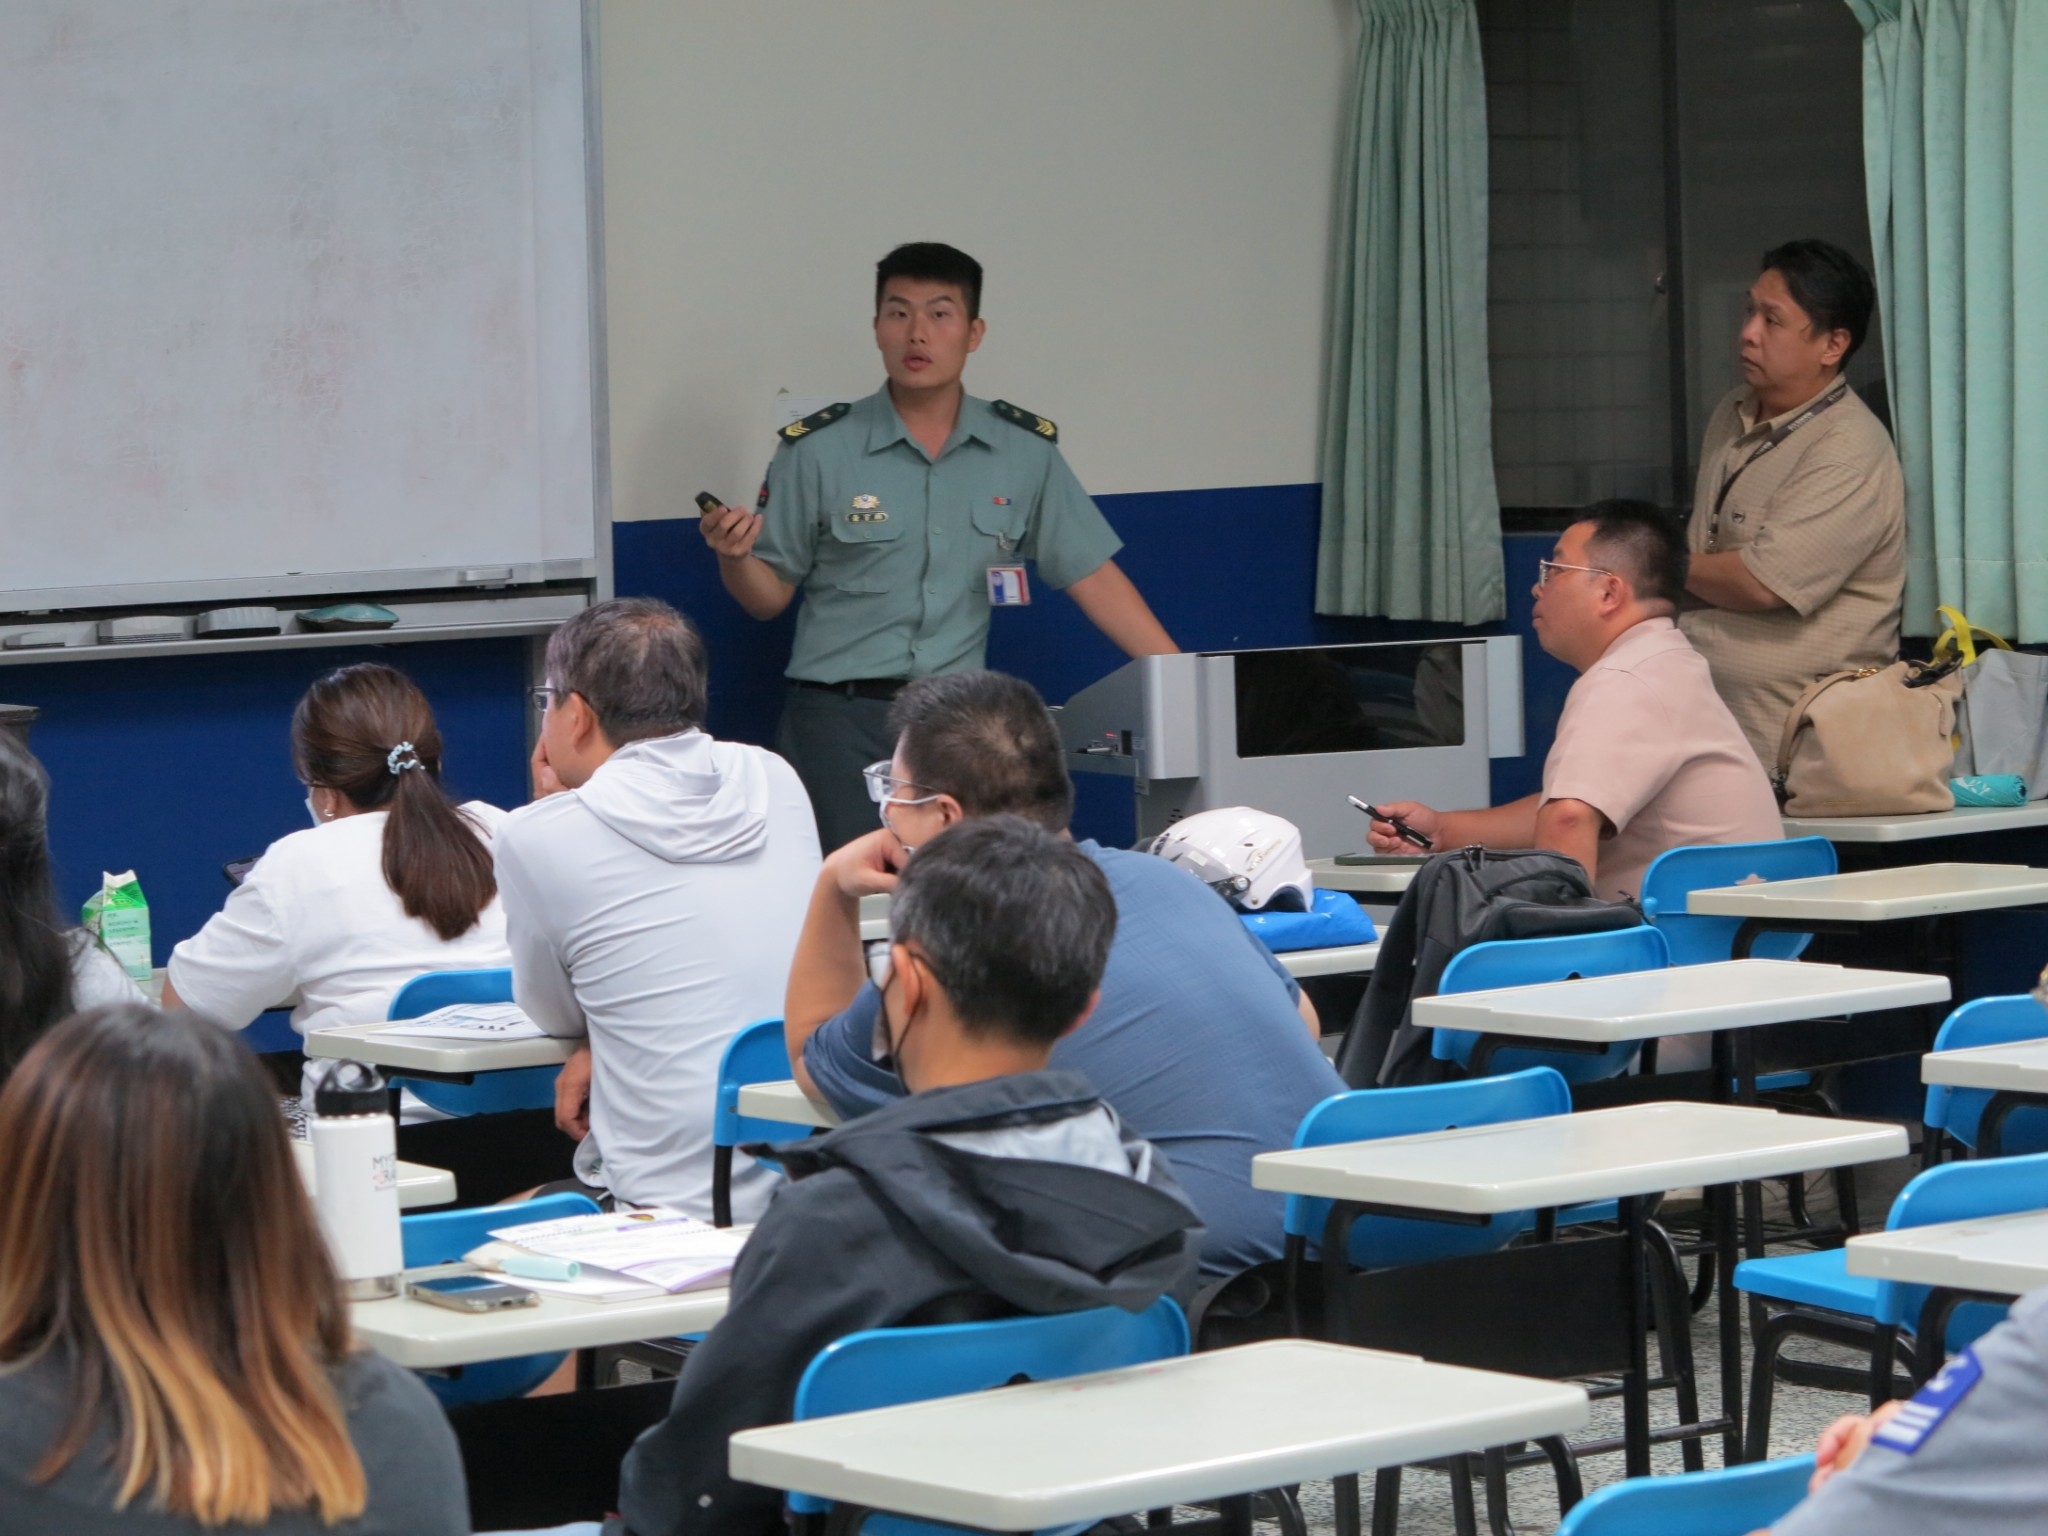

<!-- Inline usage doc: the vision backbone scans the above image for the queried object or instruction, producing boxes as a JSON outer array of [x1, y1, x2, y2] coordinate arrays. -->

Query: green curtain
[[1848, 0, 2048, 639], [1317, 0, 1502, 624]]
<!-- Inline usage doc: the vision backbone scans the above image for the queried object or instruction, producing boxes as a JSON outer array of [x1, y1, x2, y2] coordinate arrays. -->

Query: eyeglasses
[[527, 683, 560, 714], [1536, 559, 1615, 586], [863, 760, 939, 807]]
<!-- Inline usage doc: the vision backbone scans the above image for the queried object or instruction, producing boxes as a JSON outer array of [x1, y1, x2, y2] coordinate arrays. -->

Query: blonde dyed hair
[[0, 1005, 366, 1524]]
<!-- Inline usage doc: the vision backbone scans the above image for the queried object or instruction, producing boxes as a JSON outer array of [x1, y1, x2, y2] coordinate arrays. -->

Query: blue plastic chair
[[786, 1300, 1191, 1536], [1430, 926, 1670, 1084], [385, 968, 560, 1116], [1554, 1454, 1815, 1535], [1924, 995, 2048, 1159], [1733, 1150, 2048, 1456], [711, 1018, 823, 1227], [400, 1190, 600, 1406], [1637, 837, 1837, 966]]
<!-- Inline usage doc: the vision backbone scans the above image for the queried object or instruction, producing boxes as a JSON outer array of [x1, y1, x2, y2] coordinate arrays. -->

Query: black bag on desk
[[1336, 845, 1642, 1088]]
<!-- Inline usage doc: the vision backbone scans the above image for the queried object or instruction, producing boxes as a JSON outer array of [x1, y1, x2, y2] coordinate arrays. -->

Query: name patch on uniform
[[1871, 1347, 1984, 1456], [987, 565, 1031, 606]]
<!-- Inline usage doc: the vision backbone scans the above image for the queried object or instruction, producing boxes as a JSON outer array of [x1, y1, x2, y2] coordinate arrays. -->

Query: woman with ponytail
[[163, 665, 510, 1097], [0, 1004, 467, 1532]]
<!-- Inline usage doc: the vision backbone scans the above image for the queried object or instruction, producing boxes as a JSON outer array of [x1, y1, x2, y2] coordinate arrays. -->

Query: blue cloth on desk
[[803, 841, 1346, 1277], [1239, 887, 1378, 951]]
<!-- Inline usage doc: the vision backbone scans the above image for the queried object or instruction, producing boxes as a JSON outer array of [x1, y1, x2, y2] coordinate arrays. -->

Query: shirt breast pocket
[[823, 510, 906, 591], [970, 499, 1028, 556]]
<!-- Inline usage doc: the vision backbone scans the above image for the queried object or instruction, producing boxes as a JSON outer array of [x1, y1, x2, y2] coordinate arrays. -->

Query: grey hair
[[544, 597, 708, 745], [889, 815, 1117, 1046]]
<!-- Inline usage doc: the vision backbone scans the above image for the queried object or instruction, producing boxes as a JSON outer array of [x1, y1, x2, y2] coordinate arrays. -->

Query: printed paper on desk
[[373, 1002, 546, 1041], [485, 1207, 747, 1298]]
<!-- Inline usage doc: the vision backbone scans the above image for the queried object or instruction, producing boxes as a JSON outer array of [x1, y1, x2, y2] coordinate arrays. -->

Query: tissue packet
[[81, 870, 151, 983]]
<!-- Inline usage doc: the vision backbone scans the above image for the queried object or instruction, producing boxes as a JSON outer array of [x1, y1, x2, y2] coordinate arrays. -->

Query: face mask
[[305, 793, 322, 826], [866, 949, 917, 1091]]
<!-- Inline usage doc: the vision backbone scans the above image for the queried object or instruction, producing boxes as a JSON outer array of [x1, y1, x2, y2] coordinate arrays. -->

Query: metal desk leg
[[1621, 1194, 1653, 1478], [1711, 1181, 1746, 1463]]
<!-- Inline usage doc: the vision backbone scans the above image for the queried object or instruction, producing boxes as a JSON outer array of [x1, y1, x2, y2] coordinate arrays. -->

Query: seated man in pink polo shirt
[[1366, 499, 1781, 904]]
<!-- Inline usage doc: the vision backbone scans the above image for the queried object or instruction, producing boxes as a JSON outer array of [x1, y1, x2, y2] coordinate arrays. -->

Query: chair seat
[[1732, 1248, 1873, 1315]]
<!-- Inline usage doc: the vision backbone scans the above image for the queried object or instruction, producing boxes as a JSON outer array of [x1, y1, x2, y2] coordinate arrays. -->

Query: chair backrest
[[1874, 1150, 2048, 1328], [786, 1299, 1189, 1518], [401, 1189, 600, 1268], [713, 1018, 814, 1149], [1554, 1454, 1815, 1535], [388, 967, 516, 1015], [1924, 995, 2048, 1151], [1638, 837, 1837, 965], [1285, 1067, 1572, 1270], [1431, 925, 1670, 1080]]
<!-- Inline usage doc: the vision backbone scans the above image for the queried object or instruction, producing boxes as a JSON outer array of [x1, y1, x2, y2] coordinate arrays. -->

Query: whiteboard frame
[[0, 0, 611, 627]]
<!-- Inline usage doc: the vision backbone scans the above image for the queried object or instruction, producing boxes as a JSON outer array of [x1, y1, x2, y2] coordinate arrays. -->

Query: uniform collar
[[863, 384, 996, 458], [1736, 375, 1849, 439]]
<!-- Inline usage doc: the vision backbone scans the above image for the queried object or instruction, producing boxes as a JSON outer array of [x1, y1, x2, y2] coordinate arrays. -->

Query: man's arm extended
[[1686, 550, 1788, 613], [1533, 796, 1607, 885], [1367, 792, 1607, 881], [784, 831, 900, 1097], [1065, 559, 1179, 657], [700, 502, 797, 620]]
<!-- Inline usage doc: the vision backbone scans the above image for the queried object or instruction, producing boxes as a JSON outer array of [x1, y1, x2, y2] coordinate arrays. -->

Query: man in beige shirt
[[1680, 239, 1906, 769], [1366, 501, 1781, 903]]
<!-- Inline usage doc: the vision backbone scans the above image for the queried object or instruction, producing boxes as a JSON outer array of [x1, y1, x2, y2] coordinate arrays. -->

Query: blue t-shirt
[[803, 842, 1347, 1276]]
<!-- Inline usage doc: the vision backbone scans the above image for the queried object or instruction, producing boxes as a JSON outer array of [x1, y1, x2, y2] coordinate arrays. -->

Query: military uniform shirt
[[752, 386, 1124, 683]]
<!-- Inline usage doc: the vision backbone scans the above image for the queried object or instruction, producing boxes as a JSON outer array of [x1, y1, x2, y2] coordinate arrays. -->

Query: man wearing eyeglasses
[[1365, 500, 1780, 904]]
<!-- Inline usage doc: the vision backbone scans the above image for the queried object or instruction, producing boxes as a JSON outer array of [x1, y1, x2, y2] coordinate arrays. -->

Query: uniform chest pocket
[[970, 500, 1028, 551], [826, 511, 906, 547]]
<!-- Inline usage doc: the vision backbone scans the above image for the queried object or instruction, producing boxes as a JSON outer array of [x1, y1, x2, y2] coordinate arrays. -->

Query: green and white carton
[[82, 870, 151, 984]]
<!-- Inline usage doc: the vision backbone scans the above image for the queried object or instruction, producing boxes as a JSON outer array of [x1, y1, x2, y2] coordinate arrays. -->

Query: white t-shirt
[[494, 732, 820, 1221], [167, 803, 512, 1037]]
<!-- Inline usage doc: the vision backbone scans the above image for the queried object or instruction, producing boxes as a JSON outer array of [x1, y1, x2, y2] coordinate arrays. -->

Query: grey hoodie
[[495, 730, 821, 1218], [617, 1070, 1205, 1536]]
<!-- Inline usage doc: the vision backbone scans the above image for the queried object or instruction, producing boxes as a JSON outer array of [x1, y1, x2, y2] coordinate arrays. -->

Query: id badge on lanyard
[[1704, 380, 1847, 551]]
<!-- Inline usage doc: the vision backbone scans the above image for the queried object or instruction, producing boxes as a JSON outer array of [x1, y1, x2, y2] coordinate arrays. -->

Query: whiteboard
[[0, 0, 601, 616]]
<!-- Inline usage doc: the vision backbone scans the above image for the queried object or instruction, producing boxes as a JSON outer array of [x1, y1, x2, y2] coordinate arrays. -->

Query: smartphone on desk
[[407, 1275, 539, 1313]]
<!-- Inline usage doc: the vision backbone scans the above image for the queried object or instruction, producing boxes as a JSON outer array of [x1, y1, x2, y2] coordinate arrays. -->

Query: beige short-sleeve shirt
[[1678, 380, 1905, 767], [1543, 618, 1784, 902]]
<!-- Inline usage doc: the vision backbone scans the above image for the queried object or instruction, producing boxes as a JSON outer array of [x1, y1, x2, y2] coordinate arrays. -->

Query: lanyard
[[1705, 379, 1849, 549]]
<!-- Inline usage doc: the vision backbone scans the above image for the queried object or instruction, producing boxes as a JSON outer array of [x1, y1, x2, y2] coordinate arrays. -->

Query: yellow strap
[[1933, 605, 2013, 667]]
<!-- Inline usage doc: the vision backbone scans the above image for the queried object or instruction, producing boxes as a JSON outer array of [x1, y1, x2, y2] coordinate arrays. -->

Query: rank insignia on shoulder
[[991, 400, 1058, 442], [778, 402, 852, 442]]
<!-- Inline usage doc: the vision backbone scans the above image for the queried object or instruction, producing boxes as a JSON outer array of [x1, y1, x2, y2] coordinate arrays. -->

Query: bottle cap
[[311, 1058, 389, 1117]]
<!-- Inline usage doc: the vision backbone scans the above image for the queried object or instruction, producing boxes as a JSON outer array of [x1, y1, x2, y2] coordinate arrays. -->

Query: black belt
[[791, 677, 909, 702]]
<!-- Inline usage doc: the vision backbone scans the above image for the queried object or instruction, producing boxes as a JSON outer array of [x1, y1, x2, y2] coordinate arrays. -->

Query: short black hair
[[889, 671, 1073, 831], [545, 597, 708, 745], [1761, 239, 1877, 364], [890, 815, 1116, 1047], [1575, 499, 1688, 610], [875, 242, 984, 321]]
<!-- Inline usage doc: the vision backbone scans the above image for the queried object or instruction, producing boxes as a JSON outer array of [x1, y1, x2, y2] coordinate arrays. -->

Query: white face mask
[[305, 793, 323, 826]]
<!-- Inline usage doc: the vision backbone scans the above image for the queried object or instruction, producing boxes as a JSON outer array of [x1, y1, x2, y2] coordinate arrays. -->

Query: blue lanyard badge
[[1871, 1347, 1984, 1456]]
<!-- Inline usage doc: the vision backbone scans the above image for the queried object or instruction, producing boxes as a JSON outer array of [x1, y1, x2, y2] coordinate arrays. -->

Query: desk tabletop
[[1251, 1102, 1907, 1213], [737, 1079, 840, 1130], [1309, 857, 1420, 896], [352, 1278, 730, 1369], [1411, 960, 1949, 1044], [1922, 1035, 2048, 1092], [291, 1140, 454, 1210], [1278, 941, 1382, 979], [1783, 802, 2048, 844], [1845, 1208, 2048, 1296], [727, 1340, 1588, 1530], [1687, 863, 2048, 922], [303, 1019, 578, 1074]]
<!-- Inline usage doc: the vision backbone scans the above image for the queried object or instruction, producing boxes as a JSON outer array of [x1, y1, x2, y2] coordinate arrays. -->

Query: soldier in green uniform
[[699, 242, 1179, 849]]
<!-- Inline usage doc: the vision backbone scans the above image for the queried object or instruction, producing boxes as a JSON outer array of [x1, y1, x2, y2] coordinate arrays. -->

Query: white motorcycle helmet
[[1148, 806, 1315, 912]]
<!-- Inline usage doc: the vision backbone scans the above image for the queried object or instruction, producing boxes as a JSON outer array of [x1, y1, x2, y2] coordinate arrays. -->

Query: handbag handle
[[1773, 666, 1874, 785], [1933, 604, 2013, 668]]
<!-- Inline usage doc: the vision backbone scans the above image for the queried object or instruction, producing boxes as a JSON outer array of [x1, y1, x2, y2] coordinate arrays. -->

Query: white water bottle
[[310, 1060, 403, 1300]]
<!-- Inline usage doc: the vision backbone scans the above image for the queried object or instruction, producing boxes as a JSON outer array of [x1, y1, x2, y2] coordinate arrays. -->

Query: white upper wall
[[598, 0, 1356, 521]]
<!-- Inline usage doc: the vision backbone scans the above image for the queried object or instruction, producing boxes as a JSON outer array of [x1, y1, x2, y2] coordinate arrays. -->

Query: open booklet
[[470, 1207, 749, 1303], [372, 1002, 547, 1041]]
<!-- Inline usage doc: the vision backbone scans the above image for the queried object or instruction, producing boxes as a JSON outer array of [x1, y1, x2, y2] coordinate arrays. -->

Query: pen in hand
[[1347, 795, 1434, 851]]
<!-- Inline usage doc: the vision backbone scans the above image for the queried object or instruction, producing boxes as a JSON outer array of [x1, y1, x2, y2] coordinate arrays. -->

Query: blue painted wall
[[11, 489, 1567, 970]]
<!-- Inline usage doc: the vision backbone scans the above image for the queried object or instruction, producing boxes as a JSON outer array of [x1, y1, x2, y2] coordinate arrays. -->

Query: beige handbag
[[1772, 660, 1962, 816]]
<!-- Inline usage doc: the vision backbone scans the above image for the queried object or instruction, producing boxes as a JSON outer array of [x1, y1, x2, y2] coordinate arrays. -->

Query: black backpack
[[1335, 846, 1642, 1088]]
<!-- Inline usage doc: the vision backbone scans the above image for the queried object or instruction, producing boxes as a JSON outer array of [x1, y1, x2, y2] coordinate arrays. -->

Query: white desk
[[737, 1079, 840, 1130], [1412, 960, 1948, 1095], [1845, 1208, 2048, 1297], [1309, 856, 1421, 896], [1251, 1101, 1905, 1215], [1278, 941, 1381, 979], [1784, 802, 2048, 844], [352, 1279, 730, 1370], [1688, 863, 2048, 924], [303, 1020, 577, 1076], [291, 1140, 455, 1209], [1922, 1038, 2048, 1094], [728, 1340, 1588, 1533]]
